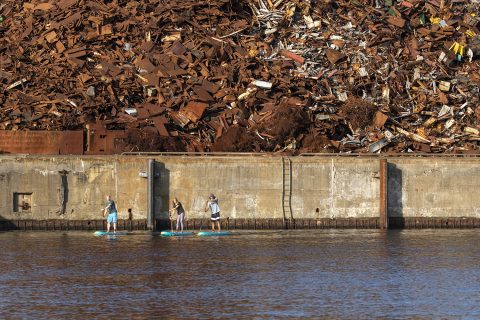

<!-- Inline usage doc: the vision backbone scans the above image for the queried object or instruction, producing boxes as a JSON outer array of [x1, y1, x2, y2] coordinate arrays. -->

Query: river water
[[1, 229, 480, 319]]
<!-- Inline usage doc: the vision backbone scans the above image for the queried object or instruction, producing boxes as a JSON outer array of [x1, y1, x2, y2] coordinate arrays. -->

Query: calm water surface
[[1, 229, 480, 319]]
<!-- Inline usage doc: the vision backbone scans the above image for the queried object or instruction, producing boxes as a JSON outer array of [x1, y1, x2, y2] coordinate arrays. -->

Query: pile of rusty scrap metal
[[0, 0, 479, 154]]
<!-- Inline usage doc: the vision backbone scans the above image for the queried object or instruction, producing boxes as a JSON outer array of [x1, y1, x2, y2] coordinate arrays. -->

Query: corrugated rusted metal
[[85, 123, 126, 155], [0, 131, 83, 154]]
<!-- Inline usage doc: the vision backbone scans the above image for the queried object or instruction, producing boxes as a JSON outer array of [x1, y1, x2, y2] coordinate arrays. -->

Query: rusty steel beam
[[379, 158, 388, 229]]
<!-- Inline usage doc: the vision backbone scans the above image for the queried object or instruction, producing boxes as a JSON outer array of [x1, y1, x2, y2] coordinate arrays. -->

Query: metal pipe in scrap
[[147, 159, 155, 230]]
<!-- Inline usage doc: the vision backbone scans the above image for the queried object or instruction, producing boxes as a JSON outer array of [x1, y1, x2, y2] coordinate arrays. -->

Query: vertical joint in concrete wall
[[147, 159, 155, 230], [379, 159, 388, 229], [281, 157, 293, 229]]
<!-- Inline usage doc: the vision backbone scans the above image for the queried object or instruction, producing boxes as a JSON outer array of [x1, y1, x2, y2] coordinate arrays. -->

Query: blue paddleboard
[[160, 231, 194, 237], [197, 231, 231, 236], [94, 231, 130, 236]]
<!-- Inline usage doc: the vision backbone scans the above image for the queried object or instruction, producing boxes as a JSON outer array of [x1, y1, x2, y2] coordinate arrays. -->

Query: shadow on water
[[154, 161, 170, 231], [387, 163, 403, 228]]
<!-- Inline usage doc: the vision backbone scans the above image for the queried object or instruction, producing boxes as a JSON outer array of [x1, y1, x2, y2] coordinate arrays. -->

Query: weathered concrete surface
[[1, 155, 480, 229], [153, 156, 380, 221], [154, 156, 283, 220], [0, 155, 381, 224], [0, 156, 148, 221], [388, 158, 480, 219], [291, 158, 379, 219]]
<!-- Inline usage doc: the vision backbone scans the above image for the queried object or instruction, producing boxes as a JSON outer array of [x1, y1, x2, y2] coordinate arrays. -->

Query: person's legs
[[211, 220, 215, 231], [107, 213, 117, 233], [176, 214, 181, 231], [179, 213, 184, 232], [107, 213, 112, 232], [217, 220, 221, 231]]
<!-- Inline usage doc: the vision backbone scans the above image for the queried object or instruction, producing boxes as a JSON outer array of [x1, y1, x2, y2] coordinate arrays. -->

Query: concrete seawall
[[0, 154, 479, 230]]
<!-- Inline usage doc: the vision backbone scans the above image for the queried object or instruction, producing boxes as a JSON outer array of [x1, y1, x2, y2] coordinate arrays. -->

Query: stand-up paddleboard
[[197, 231, 231, 236], [94, 231, 130, 236], [160, 231, 194, 237]]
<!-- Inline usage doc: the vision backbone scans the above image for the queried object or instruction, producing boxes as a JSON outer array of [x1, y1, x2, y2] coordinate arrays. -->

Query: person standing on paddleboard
[[205, 193, 221, 232], [171, 198, 186, 232], [103, 195, 118, 233]]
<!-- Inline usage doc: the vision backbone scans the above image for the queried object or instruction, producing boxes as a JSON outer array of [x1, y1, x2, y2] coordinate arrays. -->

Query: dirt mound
[[339, 97, 376, 132], [256, 105, 309, 150], [210, 125, 260, 152], [299, 133, 332, 153], [125, 127, 186, 152]]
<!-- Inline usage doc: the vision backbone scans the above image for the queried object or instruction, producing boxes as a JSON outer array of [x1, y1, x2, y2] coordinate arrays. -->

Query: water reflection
[[0, 230, 480, 319]]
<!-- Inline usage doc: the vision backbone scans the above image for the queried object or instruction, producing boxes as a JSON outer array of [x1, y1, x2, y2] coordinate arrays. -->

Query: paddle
[[168, 208, 174, 232], [101, 207, 107, 230]]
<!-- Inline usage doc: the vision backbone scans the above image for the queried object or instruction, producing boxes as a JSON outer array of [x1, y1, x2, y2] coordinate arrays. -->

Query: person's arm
[[204, 200, 209, 212], [102, 203, 111, 217]]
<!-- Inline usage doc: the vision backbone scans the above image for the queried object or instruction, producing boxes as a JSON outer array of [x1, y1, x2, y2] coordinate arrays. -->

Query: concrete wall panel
[[388, 158, 480, 218], [1, 155, 479, 225]]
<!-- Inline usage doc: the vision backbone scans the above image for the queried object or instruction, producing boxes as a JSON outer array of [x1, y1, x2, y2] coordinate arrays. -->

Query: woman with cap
[[170, 198, 186, 232], [205, 193, 221, 232]]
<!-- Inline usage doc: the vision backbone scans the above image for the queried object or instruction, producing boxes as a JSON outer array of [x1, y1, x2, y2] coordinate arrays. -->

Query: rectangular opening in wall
[[13, 192, 32, 213]]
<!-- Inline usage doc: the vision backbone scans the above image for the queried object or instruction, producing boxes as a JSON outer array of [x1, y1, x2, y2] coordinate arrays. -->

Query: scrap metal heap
[[0, 0, 479, 154]]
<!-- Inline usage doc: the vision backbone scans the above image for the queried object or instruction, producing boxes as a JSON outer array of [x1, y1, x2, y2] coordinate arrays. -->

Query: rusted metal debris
[[0, 0, 480, 154]]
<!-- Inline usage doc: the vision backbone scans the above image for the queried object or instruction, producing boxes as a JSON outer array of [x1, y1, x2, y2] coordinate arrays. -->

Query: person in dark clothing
[[171, 198, 186, 232]]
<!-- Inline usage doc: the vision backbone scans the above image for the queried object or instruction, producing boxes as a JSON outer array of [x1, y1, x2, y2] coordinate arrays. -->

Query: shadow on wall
[[387, 162, 403, 228], [0, 215, 18, 231], [57, 170, 69, 216], [154, 161, 170, 230]]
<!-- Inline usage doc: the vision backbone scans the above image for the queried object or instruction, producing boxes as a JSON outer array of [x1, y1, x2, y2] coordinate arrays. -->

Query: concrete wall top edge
[[2, 154, 480, 163]]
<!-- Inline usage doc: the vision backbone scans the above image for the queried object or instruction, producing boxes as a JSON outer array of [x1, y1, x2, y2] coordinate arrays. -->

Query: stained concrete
[[0, 156, 148, 221], [387, 158, 480, 218], [0, 155, 479, 228]]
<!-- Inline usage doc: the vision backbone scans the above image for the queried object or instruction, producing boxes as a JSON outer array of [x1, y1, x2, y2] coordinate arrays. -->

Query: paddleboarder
[[103, 195, 117, 233], [170, 198, 186, 232], [205, 193, 221, 232]]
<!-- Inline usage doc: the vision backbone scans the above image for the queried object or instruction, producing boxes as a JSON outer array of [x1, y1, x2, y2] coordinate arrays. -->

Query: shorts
[[107, 212, 118, 223], [211, 212, 220, 221]]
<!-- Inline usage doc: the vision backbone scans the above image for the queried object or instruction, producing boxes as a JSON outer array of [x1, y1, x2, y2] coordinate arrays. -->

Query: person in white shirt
[[205, 193, 221, 232]]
